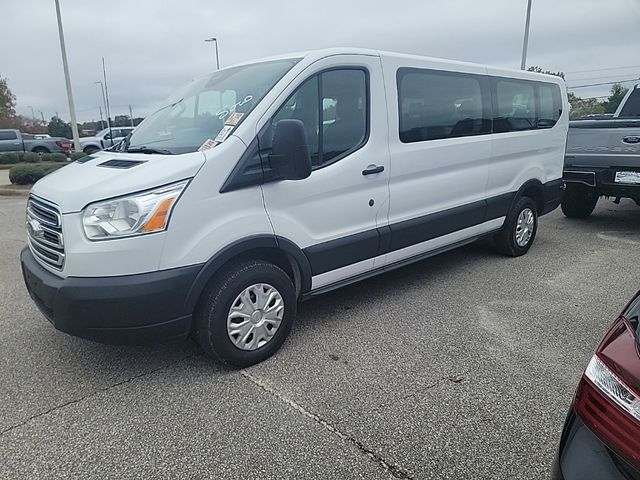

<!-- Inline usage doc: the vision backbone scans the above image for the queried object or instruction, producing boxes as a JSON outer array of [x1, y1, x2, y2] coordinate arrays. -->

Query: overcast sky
[[4, 0, 640, 123]]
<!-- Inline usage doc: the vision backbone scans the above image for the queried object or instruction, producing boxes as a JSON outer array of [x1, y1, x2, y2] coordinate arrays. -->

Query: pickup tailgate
[[566, 119, 640, 169]]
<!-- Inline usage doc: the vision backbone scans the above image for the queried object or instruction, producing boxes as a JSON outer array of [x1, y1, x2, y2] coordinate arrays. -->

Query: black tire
[[194, 259, 296, 367], [84, 146, 99, 155], [32, 147, 49, 154], [561, 184, 598, 218], [494, 196, 538, 257]]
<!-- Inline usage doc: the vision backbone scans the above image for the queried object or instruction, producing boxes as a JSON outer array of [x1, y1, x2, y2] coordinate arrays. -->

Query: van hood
[[31, 151, 206, 213]]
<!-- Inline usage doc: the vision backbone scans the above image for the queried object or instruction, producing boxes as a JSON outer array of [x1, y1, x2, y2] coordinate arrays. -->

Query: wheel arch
[[183, 235, 311, 314], [514, 179, 545, 214]]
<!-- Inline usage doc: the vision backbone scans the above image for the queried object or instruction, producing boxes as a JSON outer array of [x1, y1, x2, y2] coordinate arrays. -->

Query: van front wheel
[[194, 259, 296, 367], [494, 197, 538, 257]]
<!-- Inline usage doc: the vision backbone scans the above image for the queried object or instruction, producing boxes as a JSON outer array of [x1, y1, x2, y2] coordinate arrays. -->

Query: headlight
[[82, 180, 188, 240]]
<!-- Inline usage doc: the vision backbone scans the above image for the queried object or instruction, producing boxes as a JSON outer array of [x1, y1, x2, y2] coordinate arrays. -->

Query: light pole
[[54, 0, 81, 151], [205, 37, 220, 70], [101, 57, 114, 146], [94, 80, 108, 130], [39, 111, 45, 123], [520, 0, 533, 70], [27, 106, 35, 122]]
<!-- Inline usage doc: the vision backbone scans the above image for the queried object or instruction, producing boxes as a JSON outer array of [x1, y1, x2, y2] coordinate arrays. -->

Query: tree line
[[527, 66, 629, 119]]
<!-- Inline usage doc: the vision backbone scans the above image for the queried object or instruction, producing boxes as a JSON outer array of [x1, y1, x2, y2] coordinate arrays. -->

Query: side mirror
[[269, 119, 312, 180]]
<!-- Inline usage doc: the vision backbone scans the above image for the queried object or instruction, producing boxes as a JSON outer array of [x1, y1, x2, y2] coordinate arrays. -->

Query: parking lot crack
[[0, 353, 199, 437], [241, 370, 414, 479]]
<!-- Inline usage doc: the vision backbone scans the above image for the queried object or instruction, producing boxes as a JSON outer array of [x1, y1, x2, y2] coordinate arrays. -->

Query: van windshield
[[123, 58, 300, 154]]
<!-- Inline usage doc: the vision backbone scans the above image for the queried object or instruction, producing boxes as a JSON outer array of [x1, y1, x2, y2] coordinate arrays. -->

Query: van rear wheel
[[194, 259, 296, 367], [494, 196, 538, 257], [561, 184, 598, 218]]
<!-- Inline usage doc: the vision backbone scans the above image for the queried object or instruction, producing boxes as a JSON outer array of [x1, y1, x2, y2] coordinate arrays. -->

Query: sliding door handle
[[362, 165, 384, 176]]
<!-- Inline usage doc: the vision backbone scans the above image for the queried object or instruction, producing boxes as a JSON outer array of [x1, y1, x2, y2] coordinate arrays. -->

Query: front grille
[[27, 196, 65, 270]]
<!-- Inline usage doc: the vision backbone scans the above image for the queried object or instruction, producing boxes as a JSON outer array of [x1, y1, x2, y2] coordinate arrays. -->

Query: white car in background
[[79, 127, 135, 154]]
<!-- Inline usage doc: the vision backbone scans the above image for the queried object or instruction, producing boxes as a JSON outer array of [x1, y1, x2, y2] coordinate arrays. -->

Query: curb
[[0, 186, 30, 197]]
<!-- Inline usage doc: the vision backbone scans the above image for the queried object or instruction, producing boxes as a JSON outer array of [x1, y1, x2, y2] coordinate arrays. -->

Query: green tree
[[0, 75, 16, 120], [527, 66, 565, 80], [602, 83, 628, 114], [568, 92, 606, 119], [47, 116, 72, 139]]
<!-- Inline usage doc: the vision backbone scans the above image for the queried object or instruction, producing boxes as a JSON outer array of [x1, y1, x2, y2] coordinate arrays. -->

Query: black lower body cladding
[[304, 180, 563, 276], [20, 247, 203, 344]]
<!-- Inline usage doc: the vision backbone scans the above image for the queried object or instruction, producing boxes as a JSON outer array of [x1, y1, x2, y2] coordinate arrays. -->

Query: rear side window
[[494, 79, 536, 132], [537, 83, 562, 128], [0, 131, 18, 140], [398, 69, 490, 143], [271, 68, 368, 168], [619, 88, 640, 117]]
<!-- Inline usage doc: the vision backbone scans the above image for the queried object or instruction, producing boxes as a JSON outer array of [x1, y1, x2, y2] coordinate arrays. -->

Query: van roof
[[227, 47, 565, 84]]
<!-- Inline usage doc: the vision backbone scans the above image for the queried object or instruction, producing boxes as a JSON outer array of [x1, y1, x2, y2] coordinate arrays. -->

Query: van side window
[[537, 83, 562, 128], [271, 69, 368, 168], [272, 76, 320, 165], [321, 70, 367, 163], [398, 69, 490, 143], [494, 79, 536, 132]]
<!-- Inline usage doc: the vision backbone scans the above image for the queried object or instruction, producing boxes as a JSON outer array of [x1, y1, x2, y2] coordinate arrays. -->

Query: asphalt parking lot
[[1, 196, 639, 480]]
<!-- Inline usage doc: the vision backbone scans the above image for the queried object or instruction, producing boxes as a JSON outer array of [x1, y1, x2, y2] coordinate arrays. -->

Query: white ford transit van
[[21, 48, 568, 366]]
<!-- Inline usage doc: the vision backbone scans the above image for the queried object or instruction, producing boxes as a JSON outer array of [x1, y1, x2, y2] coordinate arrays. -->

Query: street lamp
[[54, 0, 82, 151], [520, 0, 533, 70], [205, 37, 220, 70], [27, 106, 35, 122], [94, 80, 108, 130]]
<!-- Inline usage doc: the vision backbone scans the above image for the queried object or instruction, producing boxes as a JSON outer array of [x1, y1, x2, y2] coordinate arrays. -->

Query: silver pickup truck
[[562, 84, 640, 217], [0, 129, 72, 155]]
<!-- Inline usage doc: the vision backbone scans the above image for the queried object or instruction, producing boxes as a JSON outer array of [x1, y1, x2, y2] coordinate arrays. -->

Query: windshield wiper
[[126, 146, 173, 155]]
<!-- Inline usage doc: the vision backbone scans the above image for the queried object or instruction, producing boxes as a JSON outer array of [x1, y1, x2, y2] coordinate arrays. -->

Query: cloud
[[4, 0, 639, 122]]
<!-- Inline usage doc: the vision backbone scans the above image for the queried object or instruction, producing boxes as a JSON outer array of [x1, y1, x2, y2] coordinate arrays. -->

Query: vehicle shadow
[[560, 198, 640, 237], [296, 239, 494, 328]]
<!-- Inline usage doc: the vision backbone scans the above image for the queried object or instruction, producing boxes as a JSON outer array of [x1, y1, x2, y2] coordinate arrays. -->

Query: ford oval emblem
[[623, 135, 640, 144]]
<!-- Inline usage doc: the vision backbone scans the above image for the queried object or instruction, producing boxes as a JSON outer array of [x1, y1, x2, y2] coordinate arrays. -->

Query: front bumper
[[552, 411, 640, 480], [20, 247, 202, 345]]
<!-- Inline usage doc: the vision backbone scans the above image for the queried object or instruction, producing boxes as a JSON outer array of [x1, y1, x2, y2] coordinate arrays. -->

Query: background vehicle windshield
[[126, 58, 300, 154]]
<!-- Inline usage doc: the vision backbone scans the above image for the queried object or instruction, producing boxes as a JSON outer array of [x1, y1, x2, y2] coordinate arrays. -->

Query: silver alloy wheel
[[227, 283, 284, 351], [515, 207, 535, 247]]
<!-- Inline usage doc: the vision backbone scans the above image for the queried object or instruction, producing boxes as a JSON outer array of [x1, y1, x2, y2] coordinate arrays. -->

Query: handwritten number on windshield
[[216, 95, 253, 121]]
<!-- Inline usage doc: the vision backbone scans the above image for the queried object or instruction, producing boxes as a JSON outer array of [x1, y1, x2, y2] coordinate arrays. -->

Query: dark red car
[[553, 291, 640, 479]]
